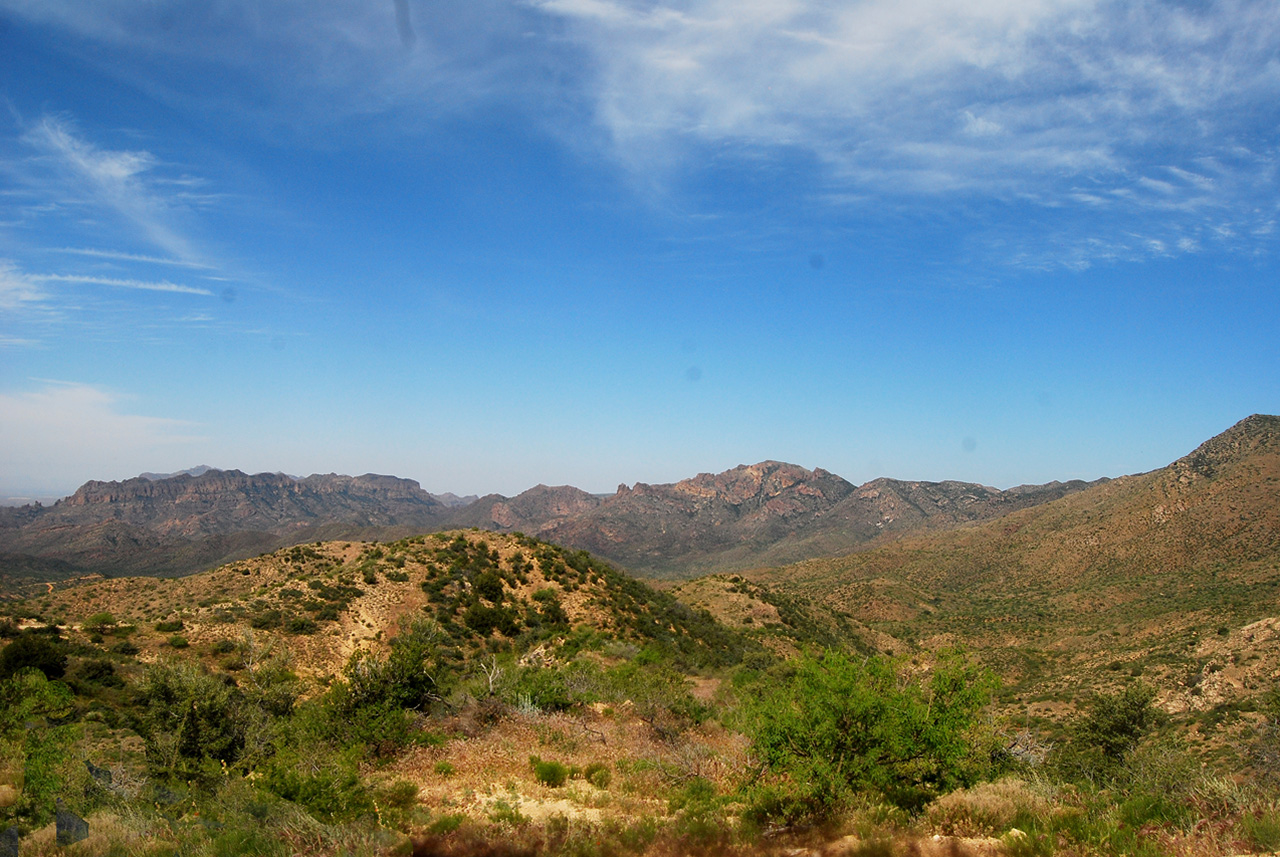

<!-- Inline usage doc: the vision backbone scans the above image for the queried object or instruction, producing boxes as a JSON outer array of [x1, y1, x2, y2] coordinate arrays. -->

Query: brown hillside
[[747, 414, 1280, 728]]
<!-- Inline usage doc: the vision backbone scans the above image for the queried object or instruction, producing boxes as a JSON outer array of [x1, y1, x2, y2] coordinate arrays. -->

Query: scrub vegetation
[[3, 530, 1280, 856]]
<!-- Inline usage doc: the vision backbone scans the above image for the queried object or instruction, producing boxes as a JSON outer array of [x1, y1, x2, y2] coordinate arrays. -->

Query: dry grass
[[17, 810, 175, 857], [384, 703, 752, 828], [923, 778, 1056, 838]]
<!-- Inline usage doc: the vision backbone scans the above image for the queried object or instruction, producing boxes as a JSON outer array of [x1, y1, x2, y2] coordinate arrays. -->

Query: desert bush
[[463, 602, 519, 637], [261, 744, 372, 822], [0, 670, 79, 828], [1051, 683, 1164, 785], [211, 639, 237, 655], [250, 609, 282, 630], [133, 660, 244, 781], [83, 612, 118, 635], [375, 780, 421, 831], [504, 664, 579, 712], [155, 619, 184, 632], [584, 761, 612, 789], [78, 657, 124, 688], [747, 648, 998, 819], [530, 756, 570, 787], [602, 657, 707, 740], [1241, 807, 1280, 853], [323, 618, 455, 753]]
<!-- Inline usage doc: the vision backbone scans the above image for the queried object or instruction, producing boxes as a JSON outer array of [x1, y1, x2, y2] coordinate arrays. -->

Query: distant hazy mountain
[[138, 465, 218, 481]]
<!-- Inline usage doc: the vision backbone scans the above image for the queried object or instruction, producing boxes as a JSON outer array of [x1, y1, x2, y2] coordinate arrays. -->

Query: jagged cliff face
[[57, 471, 444, 535], [0, 470, 451, 581]]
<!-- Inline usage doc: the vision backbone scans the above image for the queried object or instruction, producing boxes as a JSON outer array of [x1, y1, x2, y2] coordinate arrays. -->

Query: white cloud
[[23, 115, 203, 263], [529, 0, 1280, 264], [5, 1, 1278, 270], [0, 381, 204, 496], [0, 259, 46, 309]]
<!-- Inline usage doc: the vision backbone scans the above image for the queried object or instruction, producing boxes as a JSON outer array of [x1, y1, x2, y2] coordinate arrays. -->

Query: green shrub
[[83, 612, 118, 635], [584, 761, 611, 789], [473, 571, 505, 603], [1052, 683, 1164, 785], [79, 658, 123, 688], [155, 619, 184, 633], [210, 639, 237, 656], [463, 602, 519, 637], [168, 634, 189, 649], [428, 813, 466, 834], [323, 619, 455, 753], [0, 670, 77, 827], [603, 659, 707, 740], [250, 610, 282, 630], [134, 661, 243, 780], [1242, 809, 1280, 853], [530, 756, 569, 787], [434, 760, 456, 777], [376, 780, 422, 830], [286, 617, 318, 635], [747, 649, 998, 819], [210, 827, 287, 857], [261, 746, 372, 822], [0, 633, 67, 680]]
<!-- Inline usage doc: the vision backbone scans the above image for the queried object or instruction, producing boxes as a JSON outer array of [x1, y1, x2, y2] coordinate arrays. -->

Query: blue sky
[[1, 0, 1278, 501]]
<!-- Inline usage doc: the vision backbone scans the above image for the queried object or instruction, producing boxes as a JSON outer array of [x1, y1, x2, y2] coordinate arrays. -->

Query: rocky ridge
[[0, 438, 1141, 585]]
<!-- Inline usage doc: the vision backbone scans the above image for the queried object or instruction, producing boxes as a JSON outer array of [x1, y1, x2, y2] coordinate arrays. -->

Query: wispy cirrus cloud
[[1, 114, 228, 344], [530, 0, 1280, 266], [50, 247, 215, 269], [5, 1, 1278, 270], [29, 273, 214, 296], [21, 115, 205, 263]]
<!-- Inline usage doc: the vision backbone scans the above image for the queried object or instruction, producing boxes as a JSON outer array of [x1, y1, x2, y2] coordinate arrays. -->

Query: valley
[[2, 416, 1280, 856]]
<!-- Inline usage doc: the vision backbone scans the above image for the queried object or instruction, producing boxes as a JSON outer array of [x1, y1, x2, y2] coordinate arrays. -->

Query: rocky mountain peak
[[1172, 414, 1280, 481]]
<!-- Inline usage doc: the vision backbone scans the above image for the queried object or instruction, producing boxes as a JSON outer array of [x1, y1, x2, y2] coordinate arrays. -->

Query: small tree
[[748, 649, 997, 818], [82, 612, 118, 635], [0, 671, 78, 828], [1053, 682, 1164, 785]]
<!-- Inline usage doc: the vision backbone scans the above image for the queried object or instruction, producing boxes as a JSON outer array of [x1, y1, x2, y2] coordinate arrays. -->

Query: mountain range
[[0, 453, 1104, 586]]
